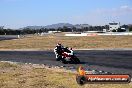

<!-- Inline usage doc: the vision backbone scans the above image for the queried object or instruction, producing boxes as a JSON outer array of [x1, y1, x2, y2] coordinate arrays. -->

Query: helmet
[[57, 43, 61, 46], [70, 48, 72, 50]]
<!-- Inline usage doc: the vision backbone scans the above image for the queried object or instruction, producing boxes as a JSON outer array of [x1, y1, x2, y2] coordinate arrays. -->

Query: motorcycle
[[56, 49, 80, 64]]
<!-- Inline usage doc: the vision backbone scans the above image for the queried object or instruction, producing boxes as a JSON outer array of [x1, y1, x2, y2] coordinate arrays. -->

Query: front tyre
[[56, 55, 62, 61]]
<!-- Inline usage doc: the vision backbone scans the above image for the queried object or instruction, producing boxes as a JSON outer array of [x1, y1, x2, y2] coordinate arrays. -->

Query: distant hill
[[74, 24, 90, 29], [23, 26, 44, 30], [22, 23, 90, 29], [44, 23, 73, 29]]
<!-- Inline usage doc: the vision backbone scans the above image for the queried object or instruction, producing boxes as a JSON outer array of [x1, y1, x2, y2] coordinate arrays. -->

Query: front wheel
[[72, 56, 80, 64], [56, 55, 62, 61]]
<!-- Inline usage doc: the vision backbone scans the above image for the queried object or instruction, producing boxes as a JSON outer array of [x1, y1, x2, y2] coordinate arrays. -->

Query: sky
[[0, 0, 132, 29]]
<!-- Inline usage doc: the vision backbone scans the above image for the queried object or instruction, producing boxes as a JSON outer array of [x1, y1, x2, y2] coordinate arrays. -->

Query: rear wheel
[[60, 58, 68, 64], [75, 57, 80, 64], [70, 58, 76, 64], [72, 56, 80, 64]]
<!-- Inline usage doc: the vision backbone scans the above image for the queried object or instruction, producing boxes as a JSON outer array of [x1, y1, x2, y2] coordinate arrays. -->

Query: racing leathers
[[54, 45, 64, 60]]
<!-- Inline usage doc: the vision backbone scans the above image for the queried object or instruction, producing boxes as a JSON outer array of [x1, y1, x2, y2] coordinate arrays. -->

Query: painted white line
[[74, 48, 132, 51], [0, 48, 132, 51], [0, 49, 46, 51]]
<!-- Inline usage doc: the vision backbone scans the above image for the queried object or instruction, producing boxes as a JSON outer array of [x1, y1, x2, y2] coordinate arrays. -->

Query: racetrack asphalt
[[0, 35, 18, 40], [0, 50, 132, 75]]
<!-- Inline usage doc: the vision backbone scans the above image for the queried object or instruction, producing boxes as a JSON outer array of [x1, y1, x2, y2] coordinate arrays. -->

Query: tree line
[[0, 25, 131, 35]]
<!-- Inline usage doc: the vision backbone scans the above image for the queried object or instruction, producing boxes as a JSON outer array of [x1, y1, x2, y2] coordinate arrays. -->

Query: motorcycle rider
[[54, 43, 64, 60], [63, 47, 71, 53], [69, 47, 73, 55]]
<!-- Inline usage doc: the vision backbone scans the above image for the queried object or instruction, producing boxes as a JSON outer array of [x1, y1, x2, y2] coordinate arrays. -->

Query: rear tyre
[[75, 57, 80, 64], [70, 58, 76, 64], [72, 56, 80, 64], [61, 58, 68, 64]]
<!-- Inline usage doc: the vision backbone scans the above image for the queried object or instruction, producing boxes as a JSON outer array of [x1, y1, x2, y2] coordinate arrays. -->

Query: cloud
[[94, 5, 132, 16], [2, 0, 16, 1], [120, 5, 129, 9], [72, 5, 132, 25]]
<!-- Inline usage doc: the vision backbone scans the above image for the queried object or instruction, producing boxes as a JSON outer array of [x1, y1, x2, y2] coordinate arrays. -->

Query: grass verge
[[0, 35, 132, 50], [0, 62, 131, 88]]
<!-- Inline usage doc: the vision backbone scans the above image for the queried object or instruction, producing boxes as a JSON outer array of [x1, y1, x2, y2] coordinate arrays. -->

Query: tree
[[57, 27, 62, 32], [62, 26, 71, 32], [117, 28, 126, 32], [121, 24, 129, 29], [104, 25, 109, 30], [129, 25, 132, 32], [22, 28, 33, 34], [0, 29, 5, 35], [89, 26, 93, 31], [15, 30, 21, 35], [83, 27, 89, 31], [112, 29, 116, 32], [71, 27, 76, 32]]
